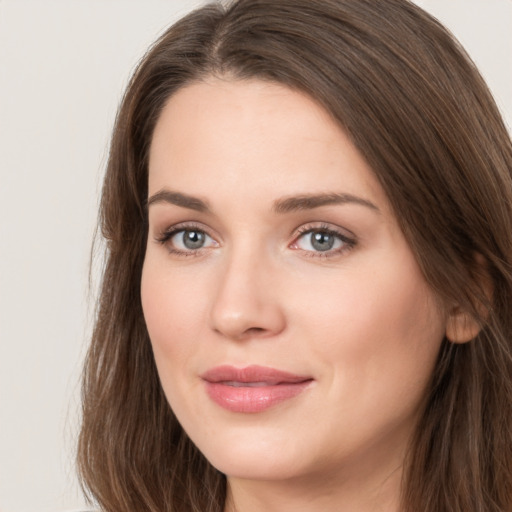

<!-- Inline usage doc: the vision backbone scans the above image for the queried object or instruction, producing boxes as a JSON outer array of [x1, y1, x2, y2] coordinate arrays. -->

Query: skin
[[141, 78, 450, 512]]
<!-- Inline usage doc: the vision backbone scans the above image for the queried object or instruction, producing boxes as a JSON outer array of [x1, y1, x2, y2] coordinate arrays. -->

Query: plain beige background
[[0, 1, 510, 511]]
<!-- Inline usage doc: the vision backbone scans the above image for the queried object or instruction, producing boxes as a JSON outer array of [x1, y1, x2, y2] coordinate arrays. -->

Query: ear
[[445, 253, 492, 344], [445, 306, 482, 344]]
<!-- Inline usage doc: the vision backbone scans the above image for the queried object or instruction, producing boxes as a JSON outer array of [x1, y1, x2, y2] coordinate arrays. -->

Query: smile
[[201, 365, 313, 413], [224, 381, 281, 387]]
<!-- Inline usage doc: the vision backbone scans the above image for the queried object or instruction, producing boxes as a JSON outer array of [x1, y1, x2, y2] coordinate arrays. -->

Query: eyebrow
[[146, 190, 210, 212], [273, 193, 379, 214], [146, 189, 379, 214]]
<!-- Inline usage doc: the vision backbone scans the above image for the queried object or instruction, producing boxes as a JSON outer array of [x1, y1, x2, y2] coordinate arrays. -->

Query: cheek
[[289, 248, 446, 391], [141, 258, 205, 368], [140, 257, 214, 426]]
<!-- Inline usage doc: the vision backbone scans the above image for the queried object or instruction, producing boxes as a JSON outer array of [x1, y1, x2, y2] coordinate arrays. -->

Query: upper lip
[[201, 365, 312, 385]]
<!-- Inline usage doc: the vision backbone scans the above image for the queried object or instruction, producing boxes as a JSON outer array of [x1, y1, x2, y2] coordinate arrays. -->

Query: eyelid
[[154, 221, 208, 241], [153, 220, 356, 258], [154, 221, 219, 256], [289, 222, 357, 258]]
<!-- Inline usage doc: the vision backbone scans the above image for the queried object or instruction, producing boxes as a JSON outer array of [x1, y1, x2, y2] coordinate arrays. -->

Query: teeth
[[224, 381, 271, 387]]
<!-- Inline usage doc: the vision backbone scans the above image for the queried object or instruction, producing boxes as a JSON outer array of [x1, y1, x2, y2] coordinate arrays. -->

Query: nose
[[209, 249, 286, 341]]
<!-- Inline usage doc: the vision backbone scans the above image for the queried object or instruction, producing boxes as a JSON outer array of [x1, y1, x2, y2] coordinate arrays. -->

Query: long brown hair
[[78, 1, 512, 510]]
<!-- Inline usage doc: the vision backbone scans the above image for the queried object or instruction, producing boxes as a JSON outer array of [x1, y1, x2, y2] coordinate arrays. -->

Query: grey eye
[[181, 230, 206, 249], [295, 229, 345, 253], [310, 231, 335, 251], [170, 229, 215, 251]]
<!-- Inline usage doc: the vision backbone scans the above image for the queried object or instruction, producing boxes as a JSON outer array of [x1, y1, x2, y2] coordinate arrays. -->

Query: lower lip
[[204, 381, 312, 413]]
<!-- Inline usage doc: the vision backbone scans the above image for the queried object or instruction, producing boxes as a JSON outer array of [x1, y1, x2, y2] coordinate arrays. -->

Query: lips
[[201, 365, 313, 413]]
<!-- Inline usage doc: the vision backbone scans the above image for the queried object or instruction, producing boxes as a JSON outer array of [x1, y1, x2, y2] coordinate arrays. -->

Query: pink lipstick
[[201, 365, 313, 413]]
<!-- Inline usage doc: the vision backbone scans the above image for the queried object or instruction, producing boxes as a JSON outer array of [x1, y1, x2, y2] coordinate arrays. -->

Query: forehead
[[150, 78, 338, 162], [148, 78, 388, 211]]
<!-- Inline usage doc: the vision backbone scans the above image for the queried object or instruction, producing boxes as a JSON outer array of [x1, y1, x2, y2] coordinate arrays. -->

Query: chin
[[208, 452, 300, 481], [190, 425, 309, 481]]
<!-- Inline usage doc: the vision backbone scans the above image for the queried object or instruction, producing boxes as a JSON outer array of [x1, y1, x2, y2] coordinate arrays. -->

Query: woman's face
[[141, 78, 448, 485]]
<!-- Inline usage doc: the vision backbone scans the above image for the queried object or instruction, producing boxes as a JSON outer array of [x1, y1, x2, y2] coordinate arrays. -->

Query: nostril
[[213, 324, 267, 340], [244, 327, 267, 337], [239, 327, 271, 339]]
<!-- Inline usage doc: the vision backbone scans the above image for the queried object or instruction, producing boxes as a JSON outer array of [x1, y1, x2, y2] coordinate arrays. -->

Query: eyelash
[[154, 222, 356, 259], [291, 223, 356, 259], [155, 222, 213, 257]]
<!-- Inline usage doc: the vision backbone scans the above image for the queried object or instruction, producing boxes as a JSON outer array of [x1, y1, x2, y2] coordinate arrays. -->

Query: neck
[[224, 460, 403, 512]]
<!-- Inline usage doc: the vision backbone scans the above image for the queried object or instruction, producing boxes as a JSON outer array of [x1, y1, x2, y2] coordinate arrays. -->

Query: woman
[[77, 0, 512, 510]]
